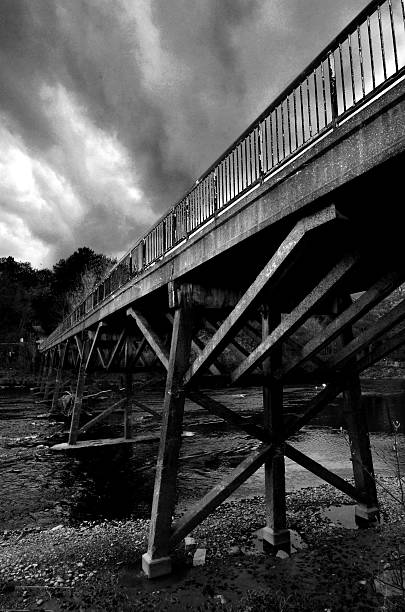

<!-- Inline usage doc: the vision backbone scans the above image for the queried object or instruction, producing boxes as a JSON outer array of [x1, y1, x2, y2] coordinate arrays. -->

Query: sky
[[0, 0, 371, 269]]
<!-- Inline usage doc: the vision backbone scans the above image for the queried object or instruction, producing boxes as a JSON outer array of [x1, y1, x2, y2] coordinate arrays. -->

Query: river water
[[0, 378, 404, 530]]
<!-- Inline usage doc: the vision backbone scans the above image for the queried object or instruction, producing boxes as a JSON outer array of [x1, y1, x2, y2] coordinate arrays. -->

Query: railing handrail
[[42, 0, 404, 349]]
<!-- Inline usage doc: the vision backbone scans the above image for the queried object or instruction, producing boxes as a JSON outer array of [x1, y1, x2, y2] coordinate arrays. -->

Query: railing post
[[328, 51, 339, 126], [258, 124, 265, 182]]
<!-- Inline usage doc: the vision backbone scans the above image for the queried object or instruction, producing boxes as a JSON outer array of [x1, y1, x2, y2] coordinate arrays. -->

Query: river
[[0, 378, 404, 531]]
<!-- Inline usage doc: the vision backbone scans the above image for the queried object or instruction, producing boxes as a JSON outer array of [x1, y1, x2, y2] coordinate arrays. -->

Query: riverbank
[[1, 479, 405, 611]]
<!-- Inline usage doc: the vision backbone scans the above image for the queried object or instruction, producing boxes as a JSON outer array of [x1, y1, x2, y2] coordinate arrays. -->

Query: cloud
[[0, 0, 371, 268]]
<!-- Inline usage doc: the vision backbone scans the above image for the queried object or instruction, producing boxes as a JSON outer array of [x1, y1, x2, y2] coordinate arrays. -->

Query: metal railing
[[44, 0, 405, 347]]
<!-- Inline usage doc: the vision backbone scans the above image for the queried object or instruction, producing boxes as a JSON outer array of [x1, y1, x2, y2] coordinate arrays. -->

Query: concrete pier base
[[254, 526, 291, 553], [355, 504, 379, 525], [141, 553, 172, 579]]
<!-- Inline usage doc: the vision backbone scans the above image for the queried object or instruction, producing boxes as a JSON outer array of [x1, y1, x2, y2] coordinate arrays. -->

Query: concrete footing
[[141, 553, 172, 578], [355, 504, 379, 525], [254, 526, 291, 553]]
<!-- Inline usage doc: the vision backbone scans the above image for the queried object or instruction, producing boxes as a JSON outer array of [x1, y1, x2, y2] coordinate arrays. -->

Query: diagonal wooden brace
[[231, 252, 358, 382], [183, 205, 338, 386], [276, 267, 405, 380], [127, 308, 169, 371]]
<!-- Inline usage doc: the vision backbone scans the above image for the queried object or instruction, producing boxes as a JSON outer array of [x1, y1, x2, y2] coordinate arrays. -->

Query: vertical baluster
[[247, 133, 252, 185], [313, 70, 320, 133], [233, 148, 237, 198], [280, 104, 286, 158], [348, 33, 356, 104], [269, 113, 275, 167], [378, 4, 387, 80], [299, 85, 305, 142], [357, 25, 365, 98], [275, 109, 280, 162], [263, 117, 269, 171], [243, 137, 248, 188], [306, 77, 312, 138], [258, 124, 264, 179], [388, 0, 399, 72], [339, 42, 347, 112], [236, 144, 241, 194], [286, 97, 292, 154], [367, 15, 376, 90], [321, 62, 328, 126], [292, 90, 298, 150]]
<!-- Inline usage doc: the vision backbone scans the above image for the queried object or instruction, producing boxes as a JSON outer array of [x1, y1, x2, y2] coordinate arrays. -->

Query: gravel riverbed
[[1, 478, 405, 611]]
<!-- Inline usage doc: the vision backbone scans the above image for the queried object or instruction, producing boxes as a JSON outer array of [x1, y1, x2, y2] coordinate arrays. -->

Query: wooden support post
[[124, 339, 132, 439], [338, 297, 379, 524], [259, 307, 290, 551], [43, 349, 56, 401], [142, 294, 193, 578], [68, 340, 88, 446], [38, 352, 48, 392], [50, 340, 68, 413]]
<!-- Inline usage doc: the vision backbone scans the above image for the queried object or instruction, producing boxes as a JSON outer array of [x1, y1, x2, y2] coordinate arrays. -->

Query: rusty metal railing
[[43, 0, 405, 348]]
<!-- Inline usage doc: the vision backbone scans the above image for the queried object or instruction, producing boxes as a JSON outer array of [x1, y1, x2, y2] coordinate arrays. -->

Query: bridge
[[38, 0, 405, 578]]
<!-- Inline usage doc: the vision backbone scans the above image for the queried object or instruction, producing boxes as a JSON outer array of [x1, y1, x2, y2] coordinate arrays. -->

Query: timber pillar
[[337, 297, 379, 525], [256, 306, 290, 553], [142, 287, 193, 578]]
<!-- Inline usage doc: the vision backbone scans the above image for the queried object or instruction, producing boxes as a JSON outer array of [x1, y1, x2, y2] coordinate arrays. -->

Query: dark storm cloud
[[0, 0, 370, 267]]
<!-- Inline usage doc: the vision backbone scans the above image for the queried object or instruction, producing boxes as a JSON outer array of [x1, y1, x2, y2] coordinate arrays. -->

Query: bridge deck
[[42, 74, 405, 350]]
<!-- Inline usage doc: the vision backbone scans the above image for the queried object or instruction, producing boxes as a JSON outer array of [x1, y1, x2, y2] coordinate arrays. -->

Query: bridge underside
[[35, 67, 405, 577], [38, 188, 405, 577]]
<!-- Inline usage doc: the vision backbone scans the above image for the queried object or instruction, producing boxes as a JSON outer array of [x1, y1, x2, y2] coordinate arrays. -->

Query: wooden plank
[[284, 444, 364, 503], [170, 443, 275, 547], [127, 308, 169, 371], [277, 268, 405, 380], [51, 433, 162, 451], [231, 252, 358, 382], [106, 328, 126, 371], [183, 205, 338, 386], [78, 398, 126, 435], [145, 301, 193, 562]]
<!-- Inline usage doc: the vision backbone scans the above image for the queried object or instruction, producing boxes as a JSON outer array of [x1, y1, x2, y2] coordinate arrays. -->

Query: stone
[[276, 550, 290, 560], [193, 548, 207, 567]]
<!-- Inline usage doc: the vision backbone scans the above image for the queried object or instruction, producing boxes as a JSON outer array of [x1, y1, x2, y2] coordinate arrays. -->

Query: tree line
[[0, 247, 115, 342]]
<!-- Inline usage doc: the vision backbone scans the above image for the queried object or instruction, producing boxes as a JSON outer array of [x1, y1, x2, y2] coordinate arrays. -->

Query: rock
[[215, 594, 227, 604], [193, 548, 207, 566], [276, 550, 290, 560], [229, 545, 241, 556], [36, 599, 44, 606]]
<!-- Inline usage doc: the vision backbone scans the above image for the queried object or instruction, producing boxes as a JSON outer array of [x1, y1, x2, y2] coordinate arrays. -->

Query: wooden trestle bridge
[[38, 0, 405, 577]]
